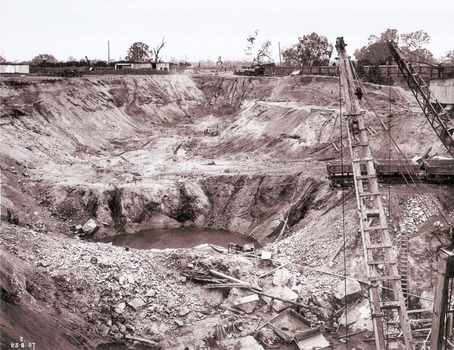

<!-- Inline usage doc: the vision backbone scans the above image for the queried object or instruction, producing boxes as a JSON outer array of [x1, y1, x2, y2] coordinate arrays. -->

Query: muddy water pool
[[96, 227, 260, 250]]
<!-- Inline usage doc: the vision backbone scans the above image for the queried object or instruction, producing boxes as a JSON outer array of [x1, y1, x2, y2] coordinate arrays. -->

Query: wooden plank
[[331, 243, 345, 263], [430, 249, 451, 349], [209, 269, 262, 291], [255, 290, 309, 308], [258, 262, 290, 278], [209, 269, 249, 285], [407, 308, 432, 314], [203, 283, 251, 289], [124, 335, 158, 345]]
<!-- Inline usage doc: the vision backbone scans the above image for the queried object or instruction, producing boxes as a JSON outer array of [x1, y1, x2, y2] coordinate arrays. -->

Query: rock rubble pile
[[1, 224, 372, 349]]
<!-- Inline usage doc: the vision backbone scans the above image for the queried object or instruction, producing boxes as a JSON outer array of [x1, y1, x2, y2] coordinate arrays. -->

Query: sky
[[1, 0, 453, 63]]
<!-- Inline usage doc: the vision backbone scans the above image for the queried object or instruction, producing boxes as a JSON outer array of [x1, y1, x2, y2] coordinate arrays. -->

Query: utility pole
[[278, 42, 282, 66], [108, 40, 110, 64]]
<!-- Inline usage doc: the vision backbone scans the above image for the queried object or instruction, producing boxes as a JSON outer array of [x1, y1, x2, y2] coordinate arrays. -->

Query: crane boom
[[336, 37, 414, 350], [387, 41, 454, 349], [387, 40, 454, 158]]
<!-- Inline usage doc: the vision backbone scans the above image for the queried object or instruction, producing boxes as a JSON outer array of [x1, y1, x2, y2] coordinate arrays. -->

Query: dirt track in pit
[[1, 72, 454, 350]]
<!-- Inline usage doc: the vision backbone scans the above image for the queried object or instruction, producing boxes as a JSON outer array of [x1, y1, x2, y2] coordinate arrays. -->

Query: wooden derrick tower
[[336, 37, 414, 350]]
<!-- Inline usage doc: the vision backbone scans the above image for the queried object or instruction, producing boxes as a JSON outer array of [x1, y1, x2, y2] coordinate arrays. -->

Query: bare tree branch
[[153, 38, 165, 63]]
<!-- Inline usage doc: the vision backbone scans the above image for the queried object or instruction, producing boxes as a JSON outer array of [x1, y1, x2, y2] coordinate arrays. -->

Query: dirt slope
[[1, 73, 453, 349]]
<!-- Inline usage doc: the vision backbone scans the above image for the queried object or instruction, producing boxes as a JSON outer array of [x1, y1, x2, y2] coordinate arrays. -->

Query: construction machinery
[[326, 158, 454, 186], [386, 40, 454, 349], [234, 63, 275, 76], [336, 37, 414, 349], [430, 247, 454, 349], [386, 41, 454, 158]]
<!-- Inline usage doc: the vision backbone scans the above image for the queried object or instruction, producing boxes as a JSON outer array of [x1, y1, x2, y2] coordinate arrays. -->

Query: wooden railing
[[263, 64, 454, 80]]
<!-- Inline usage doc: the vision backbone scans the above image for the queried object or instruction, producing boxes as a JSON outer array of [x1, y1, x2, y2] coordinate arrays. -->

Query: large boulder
[[221, 335, 265, 350], [233, 294, 260, 313], [226, 256, 255, 281], [262, 285, 299, 312], [334, 279, 362, 304], [420, 289, 434, 310], [197, 288, 224, 308], [338, 298, 373, 331], [272, 267, 292, 286], [221, 288, 259, 314], [81, 218, 99, 236]]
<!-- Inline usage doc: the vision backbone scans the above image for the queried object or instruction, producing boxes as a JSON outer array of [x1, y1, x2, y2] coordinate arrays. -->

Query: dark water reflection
[[96, 227, 260, 250]]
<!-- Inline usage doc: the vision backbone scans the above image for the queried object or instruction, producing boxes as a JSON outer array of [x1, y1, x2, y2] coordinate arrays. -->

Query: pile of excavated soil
[[1, 73, 453, 349]]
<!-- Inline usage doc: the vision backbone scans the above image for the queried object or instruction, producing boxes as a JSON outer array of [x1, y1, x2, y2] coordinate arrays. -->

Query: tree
[[245, 30, 259, 61], [94, 60, 108, 67], [354, 28, 401, 64], [367, 28, 400, 45], [354, 29, 434, 64], [0, 54, 6, 64], [444, 50, 454, 64], [152, 38, 165, 63], [256, 40, 273, 64], [30, 54, 59, 66], [281, 46, 299, 66], [401, 30, 430, 51], [126, 42, 150, 62], [400, 30, 433, 63], [354, 41, 390, 65], [243, 30, 273, 65], [282, 32, 333, 66]]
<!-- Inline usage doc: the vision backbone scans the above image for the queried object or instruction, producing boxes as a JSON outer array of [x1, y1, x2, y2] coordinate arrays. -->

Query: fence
[[360, 64, 454, 80], [8, 63, 454, 82], [263, 65, 338, 76], [27, 66, 171, 76], [263, 64, 454, 81]]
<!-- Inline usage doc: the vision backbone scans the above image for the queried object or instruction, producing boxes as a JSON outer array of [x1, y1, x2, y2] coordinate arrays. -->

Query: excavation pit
[[2, 73, 453, 350]]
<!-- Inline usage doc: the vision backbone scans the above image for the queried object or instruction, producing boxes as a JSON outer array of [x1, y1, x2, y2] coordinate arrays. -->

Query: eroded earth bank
[[1, 73, 454, 349]]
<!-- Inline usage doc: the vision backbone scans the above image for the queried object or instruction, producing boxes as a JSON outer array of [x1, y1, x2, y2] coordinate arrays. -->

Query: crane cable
[[362, 88, 452, 231], [350, 60, 434, 214], [349, 60, 453, 232], [362, 86, 452, 239], [338, 71, 349, 349]]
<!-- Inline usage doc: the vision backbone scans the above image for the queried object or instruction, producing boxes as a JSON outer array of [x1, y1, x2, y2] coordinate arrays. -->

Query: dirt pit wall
[[1, 73, 449, 240], [1, 73, 448, 242], [0, 74, 337, 240], [33, 174, 321, 245]]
